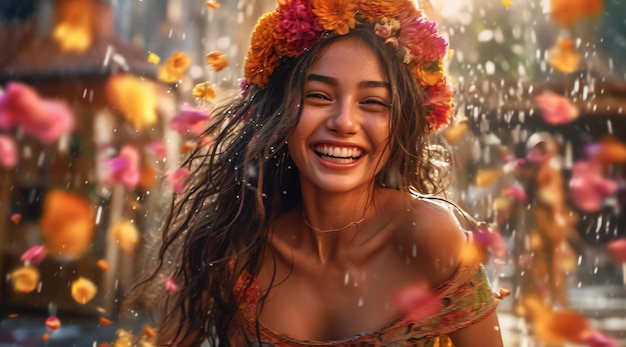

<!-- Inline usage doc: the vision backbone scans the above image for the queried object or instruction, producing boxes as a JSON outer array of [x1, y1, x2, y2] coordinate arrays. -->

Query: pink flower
[[534, 92, 580, 125], [525, 147, 549, 164], [473, 224, 507, 258], [502, 186, 528, 202], [581, 330, 618, 347], [168, 167, 190, 193], [569, 160, 617, 212], [399, 15, 448, 63], [394, 282, 441, 323], [45, 315, 61, 331], [0, 135, 18, 169], [0, 82, 75, 143], [277, 0, 323, 56], [147, 140, 167, 161], [20, 245, 46, 265], [424, 82, 454, 105], [606, 239, 626, 263], [170, 105, 211, 136], [165, 276, 179, 294], [104, 145, 140, 190]]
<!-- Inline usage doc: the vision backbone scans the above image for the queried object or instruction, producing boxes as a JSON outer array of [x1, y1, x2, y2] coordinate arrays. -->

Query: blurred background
[[0, 0, 624, 346]]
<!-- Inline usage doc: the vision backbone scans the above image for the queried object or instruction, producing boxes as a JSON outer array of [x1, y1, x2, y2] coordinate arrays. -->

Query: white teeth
[[314, 145, 362, 159]]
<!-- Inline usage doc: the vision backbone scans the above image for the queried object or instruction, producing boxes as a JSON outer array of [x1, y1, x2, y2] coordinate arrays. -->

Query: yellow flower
[[193, 81, 217, 102], [357, 0, 418, 22], [205, 51, 229, 72], [105, 74, 158, 129], [245, 11, 281, 87], [158, 51, 191, 83], [412, 61, 444, 87], [71, 277, 97, 304], [109, 219, 140, 253], [147, 52, 161, 65], [548, 38, 581, 74], [311, 0, 357, 35], [11, 266, 40, 293]]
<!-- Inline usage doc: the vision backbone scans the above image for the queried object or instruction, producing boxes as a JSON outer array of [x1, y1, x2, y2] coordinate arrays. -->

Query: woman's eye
[[361, 99, 390, 109], [306, 93, 330, 100]]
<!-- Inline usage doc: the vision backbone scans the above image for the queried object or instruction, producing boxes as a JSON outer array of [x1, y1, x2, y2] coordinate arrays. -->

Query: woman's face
[[288, 37, 391, 194]]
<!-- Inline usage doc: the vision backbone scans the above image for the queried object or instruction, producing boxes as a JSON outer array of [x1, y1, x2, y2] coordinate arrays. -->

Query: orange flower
[[205, 1, 220, 9], [10, 266, 39, 293], [192, 82, 217, 102], [411, 61, 444, 87], [550, 0, 604, 28], [109, 219, 140, 253], [51, 0, 96, 52], [548, 38, 581, 74], [244, 11, 281, 87], [206, 51, 229, 72], [39, 190, 94, 258], [357, 0, 418, 22], [71, 277, 97, 304], [311, 0, 357, 35], [158, 51, 191, 83], [105, 74, 158, 129]]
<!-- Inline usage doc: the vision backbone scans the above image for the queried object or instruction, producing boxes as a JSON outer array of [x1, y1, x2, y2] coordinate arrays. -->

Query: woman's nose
[[327, 99, 358, 135]]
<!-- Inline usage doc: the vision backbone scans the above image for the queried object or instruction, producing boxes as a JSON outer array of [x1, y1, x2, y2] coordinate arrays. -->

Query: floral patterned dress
[[230, 262, 498, 347]]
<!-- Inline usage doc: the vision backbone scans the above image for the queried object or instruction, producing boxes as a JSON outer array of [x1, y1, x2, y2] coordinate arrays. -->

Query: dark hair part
[[127, 24, 450, 346]]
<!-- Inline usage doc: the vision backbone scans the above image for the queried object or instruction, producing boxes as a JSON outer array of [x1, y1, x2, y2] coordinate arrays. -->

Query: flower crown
[[243, 0, 455, 131]]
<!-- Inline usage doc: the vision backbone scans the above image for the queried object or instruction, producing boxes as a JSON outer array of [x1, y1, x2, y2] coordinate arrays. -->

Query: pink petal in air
[[147, 140, 167, 161], [104, 145, 140, 190], [165, 276, 179, 294], [502, 186, 528, 202], [0, 82, 75, 143], [394, 282, 441, 323], [170, 105, 211, 135], [473, 224, 507, 258], [606, 239, 626, 263], [0, 135, 18, 169], [21, 245, 47, 265], [534, 92, 580, 125], [569, 160, 617, 213], [168, 167, 190, 193], [581, 330, 619, 347]]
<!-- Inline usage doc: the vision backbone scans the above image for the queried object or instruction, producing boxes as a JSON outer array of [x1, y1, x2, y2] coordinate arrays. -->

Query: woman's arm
[[449, 310, 503, 347]]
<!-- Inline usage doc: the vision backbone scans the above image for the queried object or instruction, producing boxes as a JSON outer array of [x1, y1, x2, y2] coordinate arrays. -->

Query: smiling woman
[[130, 1, 503, 346]]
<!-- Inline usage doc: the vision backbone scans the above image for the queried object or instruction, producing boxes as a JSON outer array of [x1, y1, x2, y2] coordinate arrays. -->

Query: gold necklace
[[302, 212, 366, 233]]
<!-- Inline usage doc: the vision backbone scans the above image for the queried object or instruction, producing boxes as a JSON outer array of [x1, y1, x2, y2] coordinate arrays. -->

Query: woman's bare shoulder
[[383, 191, 469, 287]]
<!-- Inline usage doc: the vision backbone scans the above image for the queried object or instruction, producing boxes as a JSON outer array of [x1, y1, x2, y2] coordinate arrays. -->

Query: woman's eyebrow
[[307, 74, 389, 89]]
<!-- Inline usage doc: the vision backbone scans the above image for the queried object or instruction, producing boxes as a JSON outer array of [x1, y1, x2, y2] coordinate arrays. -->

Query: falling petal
[[569, 160, 617, 212], [534, 92, 580, 125], [206, 51, 229, 72], [100, 317, 114, 326], [0, 135, 18, 169], [165, 276, 179, 294], [97, 259, 110, 272], [45, 315, 61, 331], [472, 225, 507, 258], [50, 0, 96, 52], [147, 140, 167, 161], [606, 239, 626, 263], [192, 82, 217, 103], [205, 1, 220, 9], [548, 38, 581, 73], [502, 186, 528, 202], [525, 147, 549, 164], [585, 137, 626, 164], [168, 167, 190, 193], [170, 105, 212, 135], [494, 288, 511, 300], [147, 52, 161, 65], [550, 0, 604, 28], [581, 330, 619, 347], [8, 314, 18, 318], [502, 0, 513, 7], [10, 266, 40, 293], [198, 135, 216, 148], [474, 169, 501, 187], [71, 277, 97, 304], [442, 121, 469, 144], [39, 190, 94, 258], [42, 333, 50, 341], [523, 296, 591, 345], [10, 213, 21, 224], [394, 282, 441, 323], [158, 51, 191, 83], [109, 219, 140, 253], [105, 74, 158, 130], [20, 245, 47, 265], [0, 82, 75, 143], [143, 325, 158, 338], [103, 145, 141, 190]]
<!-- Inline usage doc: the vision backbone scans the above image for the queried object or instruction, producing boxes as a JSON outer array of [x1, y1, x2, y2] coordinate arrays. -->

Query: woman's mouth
[[313, 144, 363, 164]]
